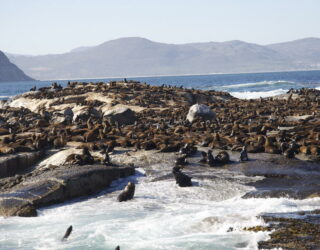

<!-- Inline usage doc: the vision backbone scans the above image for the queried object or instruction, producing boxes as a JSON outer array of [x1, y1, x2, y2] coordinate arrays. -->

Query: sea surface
[[1, 70, 320, 249], [1, 70, 320, 100]]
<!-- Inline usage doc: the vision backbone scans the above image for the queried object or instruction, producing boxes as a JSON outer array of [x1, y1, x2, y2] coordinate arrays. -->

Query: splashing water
[[1, 167, 320, 250]]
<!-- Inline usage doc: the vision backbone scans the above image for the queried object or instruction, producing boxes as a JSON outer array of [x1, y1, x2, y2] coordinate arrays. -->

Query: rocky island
[[0, 80, 320, 249]]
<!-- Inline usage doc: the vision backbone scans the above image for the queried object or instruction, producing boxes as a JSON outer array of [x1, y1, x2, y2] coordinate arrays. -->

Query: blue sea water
[[1, 70, 320, 100]]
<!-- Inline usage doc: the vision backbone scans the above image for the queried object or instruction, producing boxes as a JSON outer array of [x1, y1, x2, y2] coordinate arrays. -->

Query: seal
[[62, 225, 73, 241], [240, 146, 248, 161], [175, 154, 188, 166], [199, 151, 207, 163], [215, 150, 230, 165], [179, 143, 197, 156], [172, 166, 192, 187], [117, 182, 135, 202], [207, 150, 215, 166], [81, 147, 95, 165]]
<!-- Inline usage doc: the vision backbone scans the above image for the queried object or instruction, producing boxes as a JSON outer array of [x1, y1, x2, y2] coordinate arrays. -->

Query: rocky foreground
[[1, 80, 320, 249]]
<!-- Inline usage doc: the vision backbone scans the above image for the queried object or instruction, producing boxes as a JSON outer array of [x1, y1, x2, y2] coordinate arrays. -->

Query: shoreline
[[19, 68, 320, 82]]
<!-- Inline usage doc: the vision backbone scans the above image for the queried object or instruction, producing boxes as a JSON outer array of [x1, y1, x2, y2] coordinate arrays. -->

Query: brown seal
[[117, 182, 135, 202]]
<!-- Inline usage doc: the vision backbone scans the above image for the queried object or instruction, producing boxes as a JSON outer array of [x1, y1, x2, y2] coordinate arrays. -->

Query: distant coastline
[[32, 69, 320, 82]]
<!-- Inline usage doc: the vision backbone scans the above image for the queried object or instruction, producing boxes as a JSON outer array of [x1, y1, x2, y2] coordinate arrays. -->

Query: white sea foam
[[1, 168, 320, 250], [222, 80, 294, 89], [230, 88, 287, 99], [0, 95, 12, 99]]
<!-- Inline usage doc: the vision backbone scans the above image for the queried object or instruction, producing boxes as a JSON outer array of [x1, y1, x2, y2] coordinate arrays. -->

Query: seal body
[[117, 182, 135, 202], [62, 225, 73, 241], [172, 167, 192, 187]]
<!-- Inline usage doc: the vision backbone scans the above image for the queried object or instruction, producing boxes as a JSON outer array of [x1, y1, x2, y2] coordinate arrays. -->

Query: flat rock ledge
[[0, 151, 46, 178], [0, 164, 135, 217]]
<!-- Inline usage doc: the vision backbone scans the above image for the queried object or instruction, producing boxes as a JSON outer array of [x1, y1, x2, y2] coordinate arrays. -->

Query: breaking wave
[[222, 80, 295, 89], [0, 95, 12, 99], [230, 89, 287, 99]]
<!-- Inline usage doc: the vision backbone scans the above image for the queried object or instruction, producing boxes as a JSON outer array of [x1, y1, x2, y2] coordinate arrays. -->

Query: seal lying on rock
[[117, 182, 135, 202], [64, 147, 95, 165], [179, 143, 197, 156], [172, 166, 192, 187], [215, 150, 230, 165]]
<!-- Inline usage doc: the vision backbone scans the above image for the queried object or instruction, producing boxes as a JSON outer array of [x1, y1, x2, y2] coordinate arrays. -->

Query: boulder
[[0, 198, 37, 217], [186, 104, 215, 123], [51, 107, 74, 124], [73, 106, 101, 122], [104, 107, 137, 126]]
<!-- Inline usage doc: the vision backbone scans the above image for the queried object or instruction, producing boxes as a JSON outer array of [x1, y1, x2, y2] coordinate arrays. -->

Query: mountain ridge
[[6, 37, 320, 80], [0, 51, 34, 82]]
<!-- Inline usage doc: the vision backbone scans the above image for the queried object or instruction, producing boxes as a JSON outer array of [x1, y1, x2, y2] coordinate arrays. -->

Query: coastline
[[24, 68, 320, 82]]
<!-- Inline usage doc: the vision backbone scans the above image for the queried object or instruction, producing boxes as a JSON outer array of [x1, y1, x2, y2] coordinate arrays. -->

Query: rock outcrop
[[0, 164, 135, 217], [104, 107, 137, 125], [0, 151, 46, 178]]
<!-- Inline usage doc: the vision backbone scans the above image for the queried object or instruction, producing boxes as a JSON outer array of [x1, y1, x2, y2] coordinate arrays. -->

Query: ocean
[[1, 70, 320, 249], [1, 70, 320, 100]]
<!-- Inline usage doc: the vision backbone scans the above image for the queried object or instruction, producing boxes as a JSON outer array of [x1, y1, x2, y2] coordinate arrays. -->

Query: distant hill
[[267, 37, 320, 68], [0, 51, 33, 82], [6, 37, 320, 80]]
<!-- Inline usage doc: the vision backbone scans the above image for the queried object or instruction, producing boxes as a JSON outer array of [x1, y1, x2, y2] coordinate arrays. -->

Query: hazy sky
[[1, 0, 319, 55]]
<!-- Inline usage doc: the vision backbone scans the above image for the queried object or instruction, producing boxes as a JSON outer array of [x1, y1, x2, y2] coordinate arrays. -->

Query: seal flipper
[[62, 225, 73, 241]]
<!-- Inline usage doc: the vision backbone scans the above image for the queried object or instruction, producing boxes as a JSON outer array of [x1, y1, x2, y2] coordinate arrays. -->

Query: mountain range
[[0, 51, 33, 82], [5, 37, 320, 80]]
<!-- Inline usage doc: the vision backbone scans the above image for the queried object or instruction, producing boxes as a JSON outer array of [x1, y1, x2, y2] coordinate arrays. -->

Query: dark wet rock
[[186, 104, 215, 123], [0, 151, 46, 178], [257, 212, 320, 250], [244, 225, 270, 232], [243, 168, 320, 199], [104, 107, 137, 126], [0, 198, 37, 217], [0, 164, 135, 217]]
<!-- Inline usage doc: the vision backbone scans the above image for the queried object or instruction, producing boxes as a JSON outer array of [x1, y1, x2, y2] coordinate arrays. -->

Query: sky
[[0, 0, 319, 55]]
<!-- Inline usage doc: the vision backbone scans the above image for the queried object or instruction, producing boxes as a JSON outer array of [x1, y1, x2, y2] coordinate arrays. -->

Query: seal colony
[[0, 80, 320, 248], [1, 81, 319, 160]]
